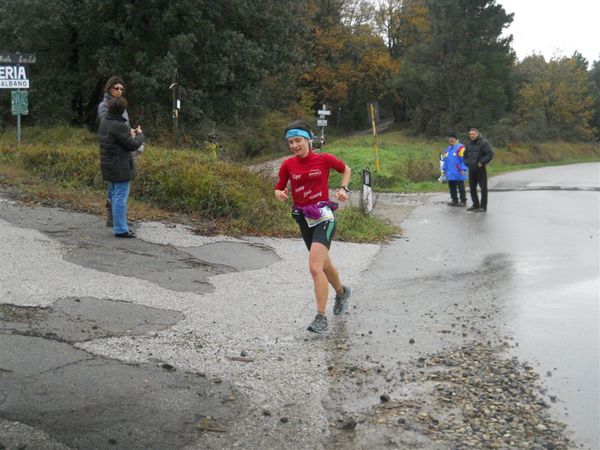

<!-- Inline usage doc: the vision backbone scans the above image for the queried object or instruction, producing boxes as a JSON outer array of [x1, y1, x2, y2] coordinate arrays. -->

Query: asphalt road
[[1, 162, 598, 449], [350, 163, 600, 449]]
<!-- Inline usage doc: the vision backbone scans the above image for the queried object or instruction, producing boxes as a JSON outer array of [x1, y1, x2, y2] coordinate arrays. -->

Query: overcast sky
[[498, 0, 600, 65]]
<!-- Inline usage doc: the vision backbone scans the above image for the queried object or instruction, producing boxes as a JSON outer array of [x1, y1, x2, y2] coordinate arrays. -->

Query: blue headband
[[285, 129, 311, 141]]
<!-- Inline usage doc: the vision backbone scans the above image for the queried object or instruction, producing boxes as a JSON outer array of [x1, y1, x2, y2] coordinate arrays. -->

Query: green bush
[[0, 127, 292, 233], [493, 142, 600, 168], [216, 111, 290, 160], [17, 145, 104, 189], [336, 206, 397, 242], [0, 126, 397, 240], [403, 155, 438, 182]]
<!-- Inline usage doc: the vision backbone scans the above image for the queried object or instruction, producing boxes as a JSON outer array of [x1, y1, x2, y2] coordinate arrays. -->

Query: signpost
[[11, 90, 28, 115], [11, 90, 29, 146], [438, 152, 446, 182], [1, 52, 35, 146], [361, 168, 374, 214], [316, 104, 331, 149]]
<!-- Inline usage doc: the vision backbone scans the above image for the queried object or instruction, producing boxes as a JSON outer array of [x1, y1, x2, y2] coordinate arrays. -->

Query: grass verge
[[324, 130, 600, 192], [0, 126, 397, 242]]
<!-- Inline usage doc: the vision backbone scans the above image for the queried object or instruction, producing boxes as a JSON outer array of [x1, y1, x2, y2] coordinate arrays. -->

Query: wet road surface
[[328, 162, 599, 448]]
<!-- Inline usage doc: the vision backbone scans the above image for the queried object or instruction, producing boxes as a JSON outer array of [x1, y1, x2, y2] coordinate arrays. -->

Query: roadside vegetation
[[325, 129, 600, 192], [0, 127, 398, 242], [2, 125, 597, 241]]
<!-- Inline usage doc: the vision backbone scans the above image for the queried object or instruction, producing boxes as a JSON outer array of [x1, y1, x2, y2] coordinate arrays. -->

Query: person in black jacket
[[96, 76, 144, 227], [464, 128, 494, 212], [98, 97, 144, 238]]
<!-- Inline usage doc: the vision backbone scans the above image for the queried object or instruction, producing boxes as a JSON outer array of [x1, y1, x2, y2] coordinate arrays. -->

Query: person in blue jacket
[[441, 132, 468, 206]]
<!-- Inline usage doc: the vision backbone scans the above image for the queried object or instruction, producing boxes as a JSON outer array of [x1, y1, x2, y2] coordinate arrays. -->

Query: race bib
[[305, 206, 335, 228]]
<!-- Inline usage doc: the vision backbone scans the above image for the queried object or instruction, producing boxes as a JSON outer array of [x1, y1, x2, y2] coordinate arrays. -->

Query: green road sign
[[11, 90, 28, 116]]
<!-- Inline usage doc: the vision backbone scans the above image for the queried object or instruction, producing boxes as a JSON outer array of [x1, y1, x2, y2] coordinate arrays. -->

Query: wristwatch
[[338, 186, 350, 193]]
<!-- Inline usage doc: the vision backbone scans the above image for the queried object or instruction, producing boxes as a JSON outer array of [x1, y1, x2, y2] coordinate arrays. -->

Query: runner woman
[[274, 120, 352, 333]]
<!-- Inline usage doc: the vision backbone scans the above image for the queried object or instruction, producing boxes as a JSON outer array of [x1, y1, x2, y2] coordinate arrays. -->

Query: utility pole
[[169, 68, 180, 145]]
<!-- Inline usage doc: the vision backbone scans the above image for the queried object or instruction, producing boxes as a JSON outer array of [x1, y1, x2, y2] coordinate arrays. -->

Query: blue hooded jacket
[[442, 142, 468, 181]]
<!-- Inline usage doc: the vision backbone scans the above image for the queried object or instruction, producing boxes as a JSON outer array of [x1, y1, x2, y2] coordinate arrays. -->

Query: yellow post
[[370, 103, 381, 172]]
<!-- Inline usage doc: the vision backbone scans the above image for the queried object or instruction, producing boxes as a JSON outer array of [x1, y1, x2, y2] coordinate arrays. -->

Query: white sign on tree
[[0, 65, 29, 88]]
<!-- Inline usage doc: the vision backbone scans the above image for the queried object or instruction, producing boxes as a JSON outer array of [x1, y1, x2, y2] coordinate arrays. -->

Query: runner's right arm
[[274, 161, 290, 202]]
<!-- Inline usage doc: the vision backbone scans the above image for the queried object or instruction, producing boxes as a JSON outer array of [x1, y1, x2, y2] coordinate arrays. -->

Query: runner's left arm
[[340, 165, 351, 188], [335, 165, 352, 201]]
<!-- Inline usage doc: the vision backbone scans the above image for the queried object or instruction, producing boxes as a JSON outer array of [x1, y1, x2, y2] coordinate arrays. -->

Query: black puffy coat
[[98, 114, 144, 182], [464, 136, 494, 169]]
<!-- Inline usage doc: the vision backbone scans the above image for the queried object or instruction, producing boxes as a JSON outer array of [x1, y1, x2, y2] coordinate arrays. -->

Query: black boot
[[106, 200, 113, 227]]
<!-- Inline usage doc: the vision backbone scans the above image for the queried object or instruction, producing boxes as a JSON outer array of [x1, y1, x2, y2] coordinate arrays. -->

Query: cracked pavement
[[1, 162, 598, 449]]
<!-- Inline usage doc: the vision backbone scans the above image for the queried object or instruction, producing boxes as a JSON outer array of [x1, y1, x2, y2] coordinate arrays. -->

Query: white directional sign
[[0, 65, 29, 89], [317, 119, 328, 127], [318, 109, 331, 116], [0, 53, 36, 64]]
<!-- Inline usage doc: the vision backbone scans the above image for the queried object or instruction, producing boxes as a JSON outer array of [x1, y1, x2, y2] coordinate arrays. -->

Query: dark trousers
[[448, 180, 466, 203], [469, 166, 488, 208]]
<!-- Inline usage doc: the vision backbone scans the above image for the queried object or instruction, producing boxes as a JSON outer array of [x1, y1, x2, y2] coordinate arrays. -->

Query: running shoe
[[307, 314, 328, 333], [333, 286, 352, 316]]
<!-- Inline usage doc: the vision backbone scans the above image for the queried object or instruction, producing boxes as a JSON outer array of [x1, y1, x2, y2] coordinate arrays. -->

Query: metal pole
[[16, 113, 21, 147], [16, 61, 21, 147], [321, 104, 327, 147], [171, 68, 179, 145], [172, 86, 177, 136]]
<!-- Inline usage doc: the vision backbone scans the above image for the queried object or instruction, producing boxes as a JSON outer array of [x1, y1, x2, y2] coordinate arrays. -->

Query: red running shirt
[[275, 151, 346, 207]]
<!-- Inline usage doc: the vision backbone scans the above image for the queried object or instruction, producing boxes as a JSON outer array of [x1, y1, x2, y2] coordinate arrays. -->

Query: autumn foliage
[[0, 0, 597, 144]]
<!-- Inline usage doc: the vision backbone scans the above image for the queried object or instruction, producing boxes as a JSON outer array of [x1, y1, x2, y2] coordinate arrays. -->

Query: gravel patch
[[362, 343, 573, 449]]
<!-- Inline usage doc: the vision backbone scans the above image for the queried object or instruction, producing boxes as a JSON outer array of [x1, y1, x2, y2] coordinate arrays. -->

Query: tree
[[384, 0, 514, 134], [0, 0, 310, 135], [589, 58, 600, 140], [515, 55, 595, 139], [300, 0, 399, 129], [376, 0, 430, 59]]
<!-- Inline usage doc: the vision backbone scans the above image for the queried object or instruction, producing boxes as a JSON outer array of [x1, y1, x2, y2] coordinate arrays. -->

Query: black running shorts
[[292, 209, 337, 251]]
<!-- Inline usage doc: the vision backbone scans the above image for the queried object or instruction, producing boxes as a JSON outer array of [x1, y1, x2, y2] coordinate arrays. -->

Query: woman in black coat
[[97, 75, 129, 227], [98, 97, 144, 238]]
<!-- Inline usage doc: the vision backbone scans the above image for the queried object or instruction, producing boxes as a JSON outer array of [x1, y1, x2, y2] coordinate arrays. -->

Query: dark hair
[[108, 97, 127, 115], [448, 131, 458, 139], [104, 75, 125, 93], [469, 128, 479, 134], [284, 119, 313, 138]]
